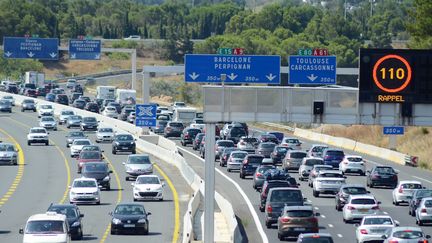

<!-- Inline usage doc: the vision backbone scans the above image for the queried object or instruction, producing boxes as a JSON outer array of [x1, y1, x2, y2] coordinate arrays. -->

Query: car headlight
[[71, 192, 76, 196], [71, 221, 81, 227], [137, 218, 147, 224], [93, 191, 99, 195], [112, 218, 121, 224], [103, 176, 110, 181], [130, 142, 134, 145]]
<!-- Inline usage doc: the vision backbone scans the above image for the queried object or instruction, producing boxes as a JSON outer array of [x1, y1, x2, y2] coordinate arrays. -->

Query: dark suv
[[226, 126, 247, 144], [260, 180, 298, 212], [47, 203, 84, 240], [164, 122, 184, 138], [322, 149, 345, 168], [264, 188, 305, 228], [112, 134, 136, 154], [55, 94, 69, 105], [82, 162, 112, 190], [80, 116, 98, 131], [240, 154, 264, 179], [193, 133, 205, 150], [180, 128, 201, 146]]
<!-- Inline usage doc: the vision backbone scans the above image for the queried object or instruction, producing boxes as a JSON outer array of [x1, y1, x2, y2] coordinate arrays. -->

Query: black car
[[257, 134, 279, 144], [225, 125, 247, 144], [94, 98, 104, 108], [120, 106, 135, 121], [79, 96, 91, 103], [85, 102, 100, 113], [259, 180, 297, 212], [180, 128, 201, 146], [193, 133, 205, 150], [231, 122, 248, 136], [256, 142, 277, 158], [366, 166, 398, 188], [47, 203, 84, 240], [72, 99, 86, 109], [80, 116, 98, 131], [219, 147, 238, 167], [110, 203, 151, 235], [240, 154, 265, 179], [6, 83, 18, 94], [112, 134, 136, 154], [35, 87, 46, 97], [408, 189, 432, 216], [271, 146, 290, 165], [82, 162, 112, 190], [335, 184, 369, 211], [55, 94, 69, 105], [0, 100, 12, 113]]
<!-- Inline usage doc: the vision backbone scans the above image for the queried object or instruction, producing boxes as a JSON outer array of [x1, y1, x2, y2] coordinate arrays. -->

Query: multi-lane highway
[[0, 105, 190, 243]]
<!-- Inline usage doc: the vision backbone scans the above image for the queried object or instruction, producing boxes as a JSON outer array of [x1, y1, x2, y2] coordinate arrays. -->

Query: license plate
[[122, 147, 129, 149], [359, 209, 369, 212], [124, 224, 135, 228], [294, 228, 306, 231]]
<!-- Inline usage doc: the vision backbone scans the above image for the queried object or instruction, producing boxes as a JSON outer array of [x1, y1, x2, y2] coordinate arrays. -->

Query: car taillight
[[256, 172, 262, 177], [388, 240, 398, 243], [421, 208, 427, 213], [324, 155, 330, 159], [343, 161, 348, 164], [372, 174, 380, 179], [360, 229, 368, 234], [266, 205, 272, 213], [243, 160, 248, 165], [418, 240, 428, 243], [280, 217, 290, 223], [347, 206, 356, 210], [184, 134, 189, 139], [372, 206, 380, 210], [398, 187, 403, 193]]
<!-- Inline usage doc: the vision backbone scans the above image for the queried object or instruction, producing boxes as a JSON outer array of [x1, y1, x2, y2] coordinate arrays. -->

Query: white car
[[227, 151, 249, 172], [69, 178, 100, 205], [343, 194, 381, 223], [66, 79, 77, 89], [307, 144, 329, 158], [280, 137, 302, 149], [312, 170, 346, 197], [39, 116, 57, 130], [101, 106, 118, 119], [132, 175, 165, 201], [415, 197, 432, 225], [298, 157, 324, 181], [392, 180, 423, 205], [355, 215, 398, 243], [27, 127, 49, 146], [339, 155, 366, 175], [37, 104, 54, 118], [70, 139, 92, 157], [20, 212, 70, 243], [124, 35, 141, 40], [383, 227, 431, 243], [308, 165, 333, 187], [2, 95, 15, 106], [220, 123, 233, 139], [59, 110, 75, 125], [96, 127, 115, 143]]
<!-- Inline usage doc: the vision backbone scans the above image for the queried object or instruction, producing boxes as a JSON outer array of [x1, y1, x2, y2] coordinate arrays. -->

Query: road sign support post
[[142, 71, 150, 104], [132, 49, 137, 90], [204, 123, 215, 243]]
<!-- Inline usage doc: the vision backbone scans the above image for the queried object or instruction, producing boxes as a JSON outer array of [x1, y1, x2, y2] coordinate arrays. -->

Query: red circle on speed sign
[[372, 54, 412, 93]]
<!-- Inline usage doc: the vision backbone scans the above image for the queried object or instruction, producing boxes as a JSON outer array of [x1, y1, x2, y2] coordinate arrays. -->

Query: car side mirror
[[426, 235, 431, 239], [162, 182, 166, 187], [80, 214, 84, 218], [354, 223, 359, 227], [147, 212, 151, 216], [19, 228, 24, 234], [306, 149, 309, 152], [47, 132, 50, 134], [366, 170, 371, 174], [131, 183, 135, 186], [343, 176, 347, 179], [394, 220, 400, 226], [297, 183, 300, 186], [135, 139, 137, 141], [109, 170, 113, 174], [424, 187, 427, 189], [378, 201, 382, 204], [381, 235, 388, 240], [315, 212, 320, 217]]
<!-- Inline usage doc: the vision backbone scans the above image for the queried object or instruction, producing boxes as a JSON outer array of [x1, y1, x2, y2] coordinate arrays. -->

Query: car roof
[[362, 215, 392, 219], [304, 157, 323, 161], [137, 175, 159, 179], [128, 154, 149, 158], [74, 138, 91, 142], [344, 155, 362, 158], [28, 212, 67, 222], [73, 177, 97, 182], [313, 165, 332, 169], [288, 150, 306, 153], [319, 170, 343, 174], [268, 187, 300, 192], [30, 127, 46, 130], [390, 226, 423, 232], [49, 203, 78, 209], [399, 180, 422, 184]]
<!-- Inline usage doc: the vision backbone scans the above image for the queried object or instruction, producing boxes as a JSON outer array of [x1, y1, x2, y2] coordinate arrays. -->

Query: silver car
[[280, 137, 302, 150], [339, 155, 366, 175], [355, 215, 398, 243], [0, 100, 12, 113], [123, 154, 154, 181], [227, 151, 248, 172], [392, 180, 423, 205], [39, 116, 57, 130], [312, 170, 346, 197], [66, 115, 83, 128], [308, 165, 333, 187], [21, 99, 36, 112], [2, 96, 15, 106], [342, 194, 381, 223], [307, 144, 329, 158], [59, 110, 75, 125], [0, 143, 18, 165], [298, 157, 324, 181], [415, 197, 432, 225], [383, 227, 430, 243], [96, 127, 115, 143], [283, 150, 307, 171]]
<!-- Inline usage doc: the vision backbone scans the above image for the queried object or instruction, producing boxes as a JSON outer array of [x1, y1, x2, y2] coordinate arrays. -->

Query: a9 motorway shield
[[135, 104, 157, 127]]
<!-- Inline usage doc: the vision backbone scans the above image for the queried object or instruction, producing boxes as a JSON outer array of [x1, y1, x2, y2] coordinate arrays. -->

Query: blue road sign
[[69, 39, 101, 60], [135, 104, 157, 127], [3, 37, 59, 60], [289, 55, 337, 84], [185, 54, 280, 84], [383, 126, 404, 135]]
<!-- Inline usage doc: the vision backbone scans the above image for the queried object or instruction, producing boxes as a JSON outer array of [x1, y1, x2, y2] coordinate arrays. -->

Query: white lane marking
[[383, 211, 388, 215], [413, 176, 432, 184], [365, 160, 383, 166], [178, 146, 269, 243], [321, 214, 326, 218], [328, 224, 334, 228], [337, 234, 343, 238]]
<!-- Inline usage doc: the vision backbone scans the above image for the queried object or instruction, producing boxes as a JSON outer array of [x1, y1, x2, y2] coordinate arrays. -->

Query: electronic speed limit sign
[[359, 49, 432, 104]]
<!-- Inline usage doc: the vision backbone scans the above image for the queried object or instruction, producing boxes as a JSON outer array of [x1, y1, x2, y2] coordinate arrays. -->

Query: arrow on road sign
[[95, 54, 100, 59], [188, 72, 199, 80], [27, 52, 35, 58], [70, 53, 76, 59], [138, 106, 154, 117], [266, 73, 276, 81], [227, 73, 237, 81], [4, 51, 12, 57], [49, 52, 57, 58], [307, 74, 318, 82]]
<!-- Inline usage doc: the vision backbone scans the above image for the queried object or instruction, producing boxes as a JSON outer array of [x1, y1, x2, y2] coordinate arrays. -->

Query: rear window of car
[[276, 147, 288, 153], [363, 217, 393, 225], [260, 143, 276, 149], [417, 190, 432, 198], [284, 138, 300, 144], [347, 157, 362, 162], [305, 159, 324, 166], [343, 187, 368, 194], [83, 117, 97, 122], [258, 166, 274, 173], [170, 123, 183, 127], [218, 141, 234, 147], [286, 210, 313, 217], [425, 200, 432, 208], [248, 156, 264, 164], [230, 128, 246, 136], [326, 150, 344, 156], [242, 138, 258, 143], [231, 152, 247, 159], [351, 198, 376, 205], [270, 190, 302, 202], [187, 129, 201, 136], [375, 167, 395, 174], [312, 146, 327, 152], [402, 183, 422, 189], [321, 173, 344, 178], [392, 231, 423, 239], [290, 152, 307, 159], [301, 237, 333, 243]]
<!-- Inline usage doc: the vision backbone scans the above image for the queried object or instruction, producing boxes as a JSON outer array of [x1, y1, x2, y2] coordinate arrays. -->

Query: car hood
[[127, 164, 152, 170], [134, 184, 162, 191], [82, 172, 108, 180], [71, 145, 87, 150], [71, 187, 98, 194], [98, 132, 114, 137], [0, 151, 16, 157], [112, 214, 147, 221], [29, 133, 47, 137]]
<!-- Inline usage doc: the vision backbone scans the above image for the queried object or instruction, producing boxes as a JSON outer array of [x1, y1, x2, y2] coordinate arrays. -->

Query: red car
[[77, 151, 103, 173]]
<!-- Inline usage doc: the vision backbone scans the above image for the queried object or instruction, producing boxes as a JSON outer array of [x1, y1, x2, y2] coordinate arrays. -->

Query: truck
[[172, 107, 197, 124], [96, 86, 116, 100], [25, 71, 45, 87], [116, 89, 136, 107]]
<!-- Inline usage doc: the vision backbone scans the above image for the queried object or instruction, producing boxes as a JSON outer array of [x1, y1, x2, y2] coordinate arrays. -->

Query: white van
[[172, 107, 197, 124], [20, 212, 70, 243]]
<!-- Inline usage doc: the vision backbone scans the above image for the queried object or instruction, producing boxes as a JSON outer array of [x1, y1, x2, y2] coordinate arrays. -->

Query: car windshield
[[23, 100, 34, 104], [363, 217, 393, 225], [301, 237, 333, 243], [62, 111, 74, 115], [137, 177, 159, 184], [231, 152, 248, 159], [223, 148, 236, 154], [347, 157, 363, 162], [194, 119, 204, 124], [402, 183, 422, 189], [290, 152, 307, 159], [375, 167, 395, 174], [276, 147, 288, 153], [74, 140, 91, 145], [343, 187, 368, 194], [392, 230, 423, 239], [320, 173, 344, 178], [157, 121, 168, 126], [83, 163, 107, 172], [30, 129, 46, 133], [82, 146, 99, 151], [41, 117, 55, 122], [242, 138, 257, 143], [284, 139, 299, 144], [0, 144, 15, 152], [3, 96, 12, 99], [73, 180, 97, 187], [248, 156, 264, 165], [270, 190, 302, 202], [187, 129, 201, 136], [80, 152, 100, 160], [258, 166, 275, 173], [117, 135, 133, 141], [351, 198, 376, 204], [41, 105, 52, 109], [218, 141, 234, 147], [114, 205, 145, 215], [315, 166, 332, 171], [305, 159, 324, 166], [417, 190, 432, 198], [69, 116, 82, 120], [230, 128, 246, 136], [83, 117, 96, 122], [48, 207, 77, 219], [170, 123, 183, 127], [99, 128, 113, 133], [129, 156, 150, 164], [286, 210, 313, 217], [424, 200, 432, 207], [69, 132, 85, 137], [25, 220, 64, 234]]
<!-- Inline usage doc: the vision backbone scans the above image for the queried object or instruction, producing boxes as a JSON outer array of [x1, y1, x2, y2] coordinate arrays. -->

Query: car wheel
[[313, 190, 319, 197], [21, 109, 24, 112], [394, 200, 399, 206], [143, 228, 149, 235], [27, 141, 31, 146], [110, 229, 116, 235], [112, 148, 117, 154], [278, 232, 283, 240], [67, 125, 70, 129], [265, 220, 271, 229], [370, 183, 374, 188], [412, 210, 416, 217], [96, 201, 100, 205], [360, 172, 366, 176], [227, 169, 231, 172], [106, 184, 111, 191], [133, 198, 137, 202], [159, 198, 163, 201], [259, 206, 264, 212], [409, 208, 412, 215], [125, 177, 129, 181], [418, 219, 423, 226], [95, 140, 99, 143], [240, 173, 245, 179], [132, 149, 136, 154]]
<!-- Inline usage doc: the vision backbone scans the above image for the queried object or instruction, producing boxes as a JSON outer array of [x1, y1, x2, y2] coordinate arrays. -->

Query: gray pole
[[131, 49, 137, 90], [142, 71, 150, 104], [204, 123, 215, 243]]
